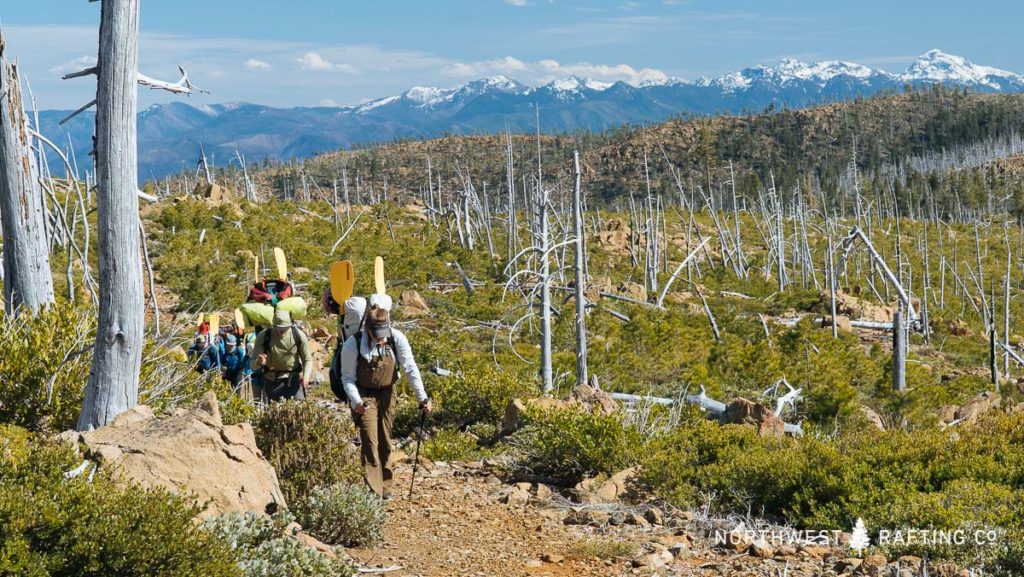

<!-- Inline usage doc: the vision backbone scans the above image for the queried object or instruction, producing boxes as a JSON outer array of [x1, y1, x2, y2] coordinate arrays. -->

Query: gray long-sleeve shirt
[[340, 327, 427, 409]]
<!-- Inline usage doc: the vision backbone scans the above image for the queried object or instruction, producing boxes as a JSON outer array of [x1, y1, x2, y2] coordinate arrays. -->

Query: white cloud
[[319, 98, 339, 106], [505, 0, 529, 5], [296, 52, 358, 74], [244, 58, 272, 70], [444, 56, 669, 86], [48, 55, 97, 75]]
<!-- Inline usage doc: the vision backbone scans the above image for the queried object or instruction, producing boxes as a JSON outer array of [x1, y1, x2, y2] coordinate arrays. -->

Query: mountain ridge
[[37, 49, 1024, 180]]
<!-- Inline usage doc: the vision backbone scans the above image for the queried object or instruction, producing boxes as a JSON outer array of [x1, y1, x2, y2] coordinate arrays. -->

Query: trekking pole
[[407, 410, 427, 499]]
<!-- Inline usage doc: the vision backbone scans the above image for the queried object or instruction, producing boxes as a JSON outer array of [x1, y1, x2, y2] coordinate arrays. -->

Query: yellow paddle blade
[[374, 256, 386, 295], [253, 255, 259, 282], [233, 308, 247, 331], [209, 312, 220, 336], [273, 247, 288, 281], [330, 260, 355, 304]]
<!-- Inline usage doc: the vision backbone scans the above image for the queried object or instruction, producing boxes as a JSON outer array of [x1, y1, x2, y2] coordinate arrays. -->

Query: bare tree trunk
[[78, 0, 144, 431], [572, 150, 587, 388], [0, 35, 55, 313]]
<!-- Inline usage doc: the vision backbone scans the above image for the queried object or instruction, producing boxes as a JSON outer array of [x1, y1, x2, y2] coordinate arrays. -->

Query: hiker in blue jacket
[[221, 333, 248, 392], [188, 335, 221, 374]]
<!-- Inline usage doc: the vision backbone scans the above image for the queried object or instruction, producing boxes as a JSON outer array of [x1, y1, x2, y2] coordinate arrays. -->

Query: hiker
[[220, 333, 248, 393], [336, 301, 431, 497], [250, 309, 313, 402], [188, 335, 221, 373]]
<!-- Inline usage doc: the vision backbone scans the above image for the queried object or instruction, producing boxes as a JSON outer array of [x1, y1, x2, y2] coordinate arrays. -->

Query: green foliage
[[637, 412, 1024, 569], [293, 484, 386, 548], [202, 511, 355, 577], [510, 405, 641, 484], [0, 426, 241, 577], [430, 366, 538, 427], [421, 428, 483, 462], [252, 401, 361, 504], [0, 305, 224, 432]]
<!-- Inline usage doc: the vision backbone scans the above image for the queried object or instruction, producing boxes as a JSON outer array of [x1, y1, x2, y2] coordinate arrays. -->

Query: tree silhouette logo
[[850, 518, 871, 556]]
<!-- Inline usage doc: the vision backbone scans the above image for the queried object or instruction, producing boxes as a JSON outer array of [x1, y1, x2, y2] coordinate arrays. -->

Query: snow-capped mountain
[[900, 49, 1024, 90], [39, 50, 1024, 179]]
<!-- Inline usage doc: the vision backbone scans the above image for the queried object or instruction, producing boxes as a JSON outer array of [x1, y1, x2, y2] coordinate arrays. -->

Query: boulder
[[721, 398, 785, 437], [589, 467, 638, 502], [568, 384, 619, 416], [859, 406, 885, 431], [955, 391, 1001, 425], [823, 314, 853, 332], [399, 289, 431, 316], [617, 281, 648, 303], [76, 391, 285, 518]]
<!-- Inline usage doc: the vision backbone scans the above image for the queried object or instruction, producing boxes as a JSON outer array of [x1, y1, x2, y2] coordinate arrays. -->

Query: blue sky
[[3, 0, 1022, 109]]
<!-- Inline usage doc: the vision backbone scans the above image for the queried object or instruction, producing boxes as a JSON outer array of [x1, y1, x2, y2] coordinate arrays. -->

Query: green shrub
[[421, 428, 482, 462], [510, 405, 641, 484], [0, 426, 241, 577], [294, 484, 386, 547], [203, 511, 355, 577], [253, 401, 360, 504], [0, 306, 224, 432], [431, 366, 538, 427]]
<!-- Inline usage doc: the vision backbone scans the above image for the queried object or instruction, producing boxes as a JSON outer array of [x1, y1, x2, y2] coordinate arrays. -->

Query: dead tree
[[572, 150, 588, 388], [0, 34, 56, 313], [78, 0, 152, 430]]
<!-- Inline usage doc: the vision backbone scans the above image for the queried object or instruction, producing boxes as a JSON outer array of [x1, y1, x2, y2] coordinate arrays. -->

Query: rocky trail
[[343, 456, 934, 577]]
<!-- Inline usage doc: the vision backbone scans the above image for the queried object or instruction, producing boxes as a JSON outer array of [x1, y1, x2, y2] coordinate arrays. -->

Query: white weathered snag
[[0, 33, 56, 313], [78, 0, 145, 431]]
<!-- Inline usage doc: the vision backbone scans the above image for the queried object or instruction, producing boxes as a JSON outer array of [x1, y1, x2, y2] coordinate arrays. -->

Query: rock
[[534, 484, 554, 500], [541, 553, 564, 563], [563, 508, 611, 526], [515, 482, 532, 492], [721, 397, 785, 437], [502, 488, 531, 507], [591, 467, 638, 502], [955, 391, 1001, 425], [800, 545, 831, 559], [859, 554, 887, 576], [633, 551, 672, 569], [748, 539, 773, 558], [617, 281, 647, 302], [568, 384, 619, 416], [79, 391, 285, 518], [835, 558, 863, 573], [399, 289, 431, 316], [312, 326, 331, 340], [195, 181, 231, 201], [859, 406, 885, 431], [595, 219, 633, 253], [294, 531, 335, 558], [827, 290, 894, 323], [624, 512, 649, 527], [950, 318, 971, 336], [937, 405, 959, 423], [823, 314, 853, 332], [644, 507, 664, 525]]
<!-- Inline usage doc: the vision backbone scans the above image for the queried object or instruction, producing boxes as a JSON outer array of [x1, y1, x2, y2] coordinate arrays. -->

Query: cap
[[366, 315, 392, 339], [273, 309, 292, 328], [225, 334, 238, 346]]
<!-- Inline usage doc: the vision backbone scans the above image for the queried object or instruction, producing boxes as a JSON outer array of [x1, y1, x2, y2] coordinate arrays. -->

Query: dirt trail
[[343, 457, 853, 577], [346, 459, 621, 577]]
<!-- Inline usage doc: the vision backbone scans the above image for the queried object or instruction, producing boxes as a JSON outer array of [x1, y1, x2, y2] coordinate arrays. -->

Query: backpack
[[329, 332, 399, 401], [261, 325, 307, 374], [248, 279, 294, 305]]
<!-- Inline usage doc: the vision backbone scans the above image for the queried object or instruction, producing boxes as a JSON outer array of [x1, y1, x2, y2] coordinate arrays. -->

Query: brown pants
[[351, 386, 396, 496]]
